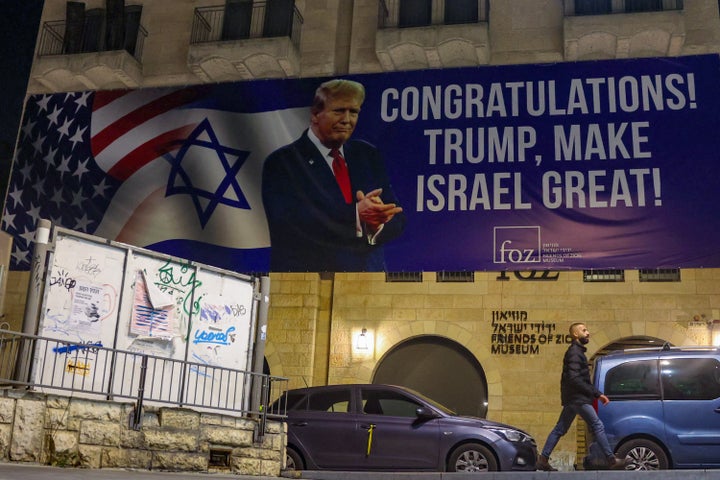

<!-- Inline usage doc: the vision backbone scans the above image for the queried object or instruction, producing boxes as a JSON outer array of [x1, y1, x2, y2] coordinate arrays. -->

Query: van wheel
[[285, 447, 304, 470], [448, 443, 498, 472], [617, 439, 668, 470]]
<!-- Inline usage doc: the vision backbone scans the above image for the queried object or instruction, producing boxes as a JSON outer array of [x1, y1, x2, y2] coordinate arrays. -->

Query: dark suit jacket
[[262, 131, 406, 272]]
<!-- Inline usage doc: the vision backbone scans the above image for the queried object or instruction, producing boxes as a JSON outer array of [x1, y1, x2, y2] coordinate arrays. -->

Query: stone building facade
[[5, 0, 720, 472]]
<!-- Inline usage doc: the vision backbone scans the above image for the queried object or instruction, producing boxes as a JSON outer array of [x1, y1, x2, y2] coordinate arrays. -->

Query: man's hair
[[312, 79, 365, 114], [569, 322, 585, 335]]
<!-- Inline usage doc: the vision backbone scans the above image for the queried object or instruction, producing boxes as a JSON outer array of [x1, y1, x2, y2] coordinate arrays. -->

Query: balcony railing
[[564, 0, 684, 16], [191, 1, 303, 50], [379, 0, 489, 29], [0, 329, 288, 430], [37, 19, 147, 62]]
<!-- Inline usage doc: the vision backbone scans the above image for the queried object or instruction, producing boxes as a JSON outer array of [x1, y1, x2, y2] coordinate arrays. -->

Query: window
[[605, 360, 660, 398], [625, 0, 663, 12], [444, 0, 478, 24], [661, 358, 720, 400], [306, 389, 352, 413], [399, 0, 431, 27], [386, 272, 423, 282], [436, 271, 474, 283], [574, 0, 612, 15], [639, 268, 681, 282], [583, 269, 625, 282], [361, 389, 421, 417]]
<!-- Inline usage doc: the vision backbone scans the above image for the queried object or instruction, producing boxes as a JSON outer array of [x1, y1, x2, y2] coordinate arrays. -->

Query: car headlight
[[486, 426, 532, 443]]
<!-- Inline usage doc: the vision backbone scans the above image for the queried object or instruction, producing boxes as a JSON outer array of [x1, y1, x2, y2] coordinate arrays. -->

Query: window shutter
[[263, 0, 294, 37], [106, 0, 125, 51], [222, 0, 253, 40], [64, 1, 85, 54], [399, 0, 431, 27], [124, 5, 143, 56], [82, 8, 106, 53]]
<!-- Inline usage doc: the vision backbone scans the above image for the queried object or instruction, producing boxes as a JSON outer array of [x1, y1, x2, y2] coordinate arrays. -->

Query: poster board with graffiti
[[34, 230, 126, 394], [34, 228, 257, 409], [184, 269, 256, 412]]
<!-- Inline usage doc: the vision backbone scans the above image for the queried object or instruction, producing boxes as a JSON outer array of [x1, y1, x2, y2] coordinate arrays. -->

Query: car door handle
[[360, 424, 375, 430], [714, 408, 720, 414], [292, 421, 308, 427]]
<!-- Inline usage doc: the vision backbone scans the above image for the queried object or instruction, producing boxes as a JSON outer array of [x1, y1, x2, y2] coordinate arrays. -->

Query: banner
[[4, 54, 720, 272]]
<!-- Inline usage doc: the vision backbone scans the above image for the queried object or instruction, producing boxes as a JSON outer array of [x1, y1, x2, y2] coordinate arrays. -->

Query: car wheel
[[448, 443, 498, 472], [285, 447, 304, 471], [617, 439, 668, 470]]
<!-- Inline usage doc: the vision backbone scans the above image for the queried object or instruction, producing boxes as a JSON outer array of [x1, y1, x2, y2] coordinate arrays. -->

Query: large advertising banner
[[4, 54, 720, 272]]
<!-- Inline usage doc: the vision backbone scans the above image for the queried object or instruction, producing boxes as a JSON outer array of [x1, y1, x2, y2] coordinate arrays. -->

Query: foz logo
[[494, 226, 541, 264]]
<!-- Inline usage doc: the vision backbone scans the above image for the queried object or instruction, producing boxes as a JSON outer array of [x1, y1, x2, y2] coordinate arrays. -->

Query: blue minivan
[[591, 346, 720, 470]]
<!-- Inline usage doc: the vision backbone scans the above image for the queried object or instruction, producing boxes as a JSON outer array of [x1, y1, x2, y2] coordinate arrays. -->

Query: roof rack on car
[[621, 344, 720, 353]]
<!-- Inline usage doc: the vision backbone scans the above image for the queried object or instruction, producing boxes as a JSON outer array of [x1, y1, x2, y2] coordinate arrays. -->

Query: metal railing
[[0, 329, 287, 429], [564, 0, 684, 16], [191, 2, 303, 51], [37, 19, 147, 62], [378, 0, 489, 29]]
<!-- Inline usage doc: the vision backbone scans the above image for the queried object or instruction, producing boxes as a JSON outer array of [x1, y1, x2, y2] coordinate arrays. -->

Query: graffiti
[[200, 303, 247, 323], [65, 360, 91, 376], [491, 310, 571, 355], [50, 269, 77, 291], [153, 261, 203, 316], [52, 341, 103, 356], [193, 325, 236, 346], [76, 256, 102, 278]]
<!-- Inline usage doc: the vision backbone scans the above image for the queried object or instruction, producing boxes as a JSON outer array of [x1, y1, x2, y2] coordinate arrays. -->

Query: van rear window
[[605, 360, 660, 398]]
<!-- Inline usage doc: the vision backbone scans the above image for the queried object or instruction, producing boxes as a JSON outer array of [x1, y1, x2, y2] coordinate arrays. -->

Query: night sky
[[0, 1, 44, 208]]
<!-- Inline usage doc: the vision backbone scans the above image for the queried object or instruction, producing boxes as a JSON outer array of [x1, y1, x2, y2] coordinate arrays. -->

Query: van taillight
[[592, 398, 598, 413]]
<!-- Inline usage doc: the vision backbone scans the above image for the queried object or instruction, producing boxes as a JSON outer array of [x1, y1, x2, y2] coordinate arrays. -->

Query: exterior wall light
[[356, 328, 369, 350]]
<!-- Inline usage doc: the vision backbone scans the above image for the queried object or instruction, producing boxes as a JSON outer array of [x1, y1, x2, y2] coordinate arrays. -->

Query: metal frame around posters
[[32, 226, 259, 412]]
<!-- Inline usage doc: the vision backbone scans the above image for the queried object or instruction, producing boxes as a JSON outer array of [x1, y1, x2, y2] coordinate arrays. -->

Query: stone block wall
[[0, 390, 285, 476]]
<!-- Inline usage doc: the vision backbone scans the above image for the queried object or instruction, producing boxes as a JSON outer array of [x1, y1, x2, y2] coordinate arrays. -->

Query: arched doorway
[[372, 335, 488, 417]]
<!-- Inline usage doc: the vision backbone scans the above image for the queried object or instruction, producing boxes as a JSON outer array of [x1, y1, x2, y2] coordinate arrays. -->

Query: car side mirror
[[416, 406, 438, 419]]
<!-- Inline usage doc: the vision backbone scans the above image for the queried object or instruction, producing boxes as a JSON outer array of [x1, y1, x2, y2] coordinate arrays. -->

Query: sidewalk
[[5, 463, 720, 480]]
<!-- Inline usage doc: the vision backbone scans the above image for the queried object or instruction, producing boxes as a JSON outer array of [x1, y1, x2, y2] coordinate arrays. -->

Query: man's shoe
[[537, 455, 558, 471], [607, 454, 629, 470]]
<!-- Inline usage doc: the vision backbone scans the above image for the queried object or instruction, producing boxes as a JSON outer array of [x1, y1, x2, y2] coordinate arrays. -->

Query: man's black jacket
[[560, 340, 602, 406]]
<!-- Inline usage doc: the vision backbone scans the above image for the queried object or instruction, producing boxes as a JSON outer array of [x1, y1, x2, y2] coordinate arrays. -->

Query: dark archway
[[373, 335, 488, 417]]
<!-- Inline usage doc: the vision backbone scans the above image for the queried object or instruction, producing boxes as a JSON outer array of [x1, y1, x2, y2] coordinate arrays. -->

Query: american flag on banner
[[3, 84, 310, 272]]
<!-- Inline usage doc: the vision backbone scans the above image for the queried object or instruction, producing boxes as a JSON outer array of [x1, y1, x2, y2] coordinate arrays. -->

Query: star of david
[[165, 118, 251, 228]]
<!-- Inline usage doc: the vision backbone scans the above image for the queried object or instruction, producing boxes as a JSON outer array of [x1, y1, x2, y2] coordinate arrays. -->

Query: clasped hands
[[357, 188, 402, 233]]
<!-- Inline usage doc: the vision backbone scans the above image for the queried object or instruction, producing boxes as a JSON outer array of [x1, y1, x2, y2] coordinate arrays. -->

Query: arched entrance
[[372, 335, 488, 417]]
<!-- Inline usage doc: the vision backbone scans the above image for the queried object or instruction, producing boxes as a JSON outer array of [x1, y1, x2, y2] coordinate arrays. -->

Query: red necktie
[[330, 148, 352, 204]]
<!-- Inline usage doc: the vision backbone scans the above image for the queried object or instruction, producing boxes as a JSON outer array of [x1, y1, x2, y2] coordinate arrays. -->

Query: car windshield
[[399, 386, 457, 415]]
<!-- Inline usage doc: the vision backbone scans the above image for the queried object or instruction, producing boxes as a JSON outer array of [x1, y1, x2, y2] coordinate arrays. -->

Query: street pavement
[[5, 463, 720, 480]]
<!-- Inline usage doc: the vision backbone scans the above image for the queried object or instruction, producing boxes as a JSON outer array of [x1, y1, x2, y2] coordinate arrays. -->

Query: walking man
[[537, 322, 626, 471]]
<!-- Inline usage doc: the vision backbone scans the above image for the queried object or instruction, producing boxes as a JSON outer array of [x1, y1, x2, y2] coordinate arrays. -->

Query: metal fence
[[0, 329, 287, 430], [190, 2, 303, 50], [37, 19, 147, 62], [564, 0, 684, 16]]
